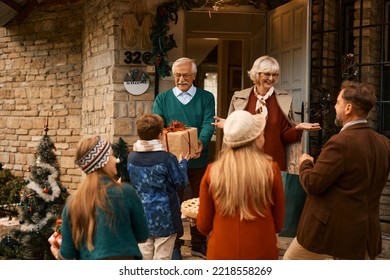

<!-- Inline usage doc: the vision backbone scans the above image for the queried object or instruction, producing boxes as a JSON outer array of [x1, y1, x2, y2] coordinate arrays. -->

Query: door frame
[[184, 9, 266, 157]]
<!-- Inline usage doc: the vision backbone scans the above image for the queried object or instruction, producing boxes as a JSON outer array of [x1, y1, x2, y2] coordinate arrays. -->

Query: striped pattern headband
[[75, 136, 111, 174]]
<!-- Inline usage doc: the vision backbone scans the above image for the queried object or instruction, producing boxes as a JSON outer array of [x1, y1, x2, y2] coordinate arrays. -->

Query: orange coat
[[196, 162, 285, 259]]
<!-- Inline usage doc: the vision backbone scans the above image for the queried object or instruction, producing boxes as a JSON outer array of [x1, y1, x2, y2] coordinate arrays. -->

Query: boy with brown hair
[[127, 114, 189, 260]]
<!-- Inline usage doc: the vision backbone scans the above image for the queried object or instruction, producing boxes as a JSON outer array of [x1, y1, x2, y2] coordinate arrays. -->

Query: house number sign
[[124, 51, 152, 65]]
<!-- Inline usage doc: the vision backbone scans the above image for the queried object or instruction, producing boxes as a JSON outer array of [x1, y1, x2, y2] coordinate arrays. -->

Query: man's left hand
[[193, 141, 203, 159]]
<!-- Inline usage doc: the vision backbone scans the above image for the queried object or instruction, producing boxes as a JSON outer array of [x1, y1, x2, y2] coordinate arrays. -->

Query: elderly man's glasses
[[173, 73, 194, 79]]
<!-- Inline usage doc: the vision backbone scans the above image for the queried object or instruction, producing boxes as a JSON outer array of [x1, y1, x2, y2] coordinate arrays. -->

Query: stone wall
[[0, 0, 167, 190], [110, 0, 158, 145], [81, 0, 116, 140], [80, 0, 174, 149], [0, 0, 84, 190], [81, 0, 166, 149]]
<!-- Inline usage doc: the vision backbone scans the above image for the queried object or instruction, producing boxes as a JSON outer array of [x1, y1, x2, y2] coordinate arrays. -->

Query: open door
[[185, 8, 266, 160], [267, 0, 310, 172]]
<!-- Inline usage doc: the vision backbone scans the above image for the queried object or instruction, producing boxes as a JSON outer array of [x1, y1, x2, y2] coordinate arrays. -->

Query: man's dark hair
[[341, 80, 377, 116]]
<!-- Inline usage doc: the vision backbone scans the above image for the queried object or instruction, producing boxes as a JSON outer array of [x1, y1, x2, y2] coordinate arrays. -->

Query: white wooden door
[[267, 0, 310, 171]]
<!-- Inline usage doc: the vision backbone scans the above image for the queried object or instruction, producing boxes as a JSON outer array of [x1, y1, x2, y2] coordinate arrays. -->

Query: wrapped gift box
[[164, 127, 198, 160], [48, 218, 62, 249], [48, 232, 62, 249]]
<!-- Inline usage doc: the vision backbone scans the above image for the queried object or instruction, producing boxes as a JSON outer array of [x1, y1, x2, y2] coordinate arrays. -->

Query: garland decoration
[[150, 0, 287, 77], [311, 86, 340, 147], [25, 163, 61, 202], [341, 53, 358, 80], [150, 2, 180, 77], [171, 0, 269, 10]]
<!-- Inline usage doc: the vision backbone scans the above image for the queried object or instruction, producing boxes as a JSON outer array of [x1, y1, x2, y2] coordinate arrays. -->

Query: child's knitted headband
[[75, 136, 111, 174]]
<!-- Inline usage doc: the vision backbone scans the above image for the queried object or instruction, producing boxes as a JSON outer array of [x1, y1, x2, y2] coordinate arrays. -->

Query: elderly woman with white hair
[[214, 56, 320, 171]]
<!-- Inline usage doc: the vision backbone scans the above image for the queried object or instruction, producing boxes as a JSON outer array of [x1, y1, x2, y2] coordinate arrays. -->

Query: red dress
[[246, 91, 302, 171], [196, 162, 285, 260]]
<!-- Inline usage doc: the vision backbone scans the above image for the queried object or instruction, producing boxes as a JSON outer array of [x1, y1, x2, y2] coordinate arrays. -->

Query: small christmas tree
[[0, 167, 26, 219], [111, 137, 130, 182], [16, 119, 68, 259]]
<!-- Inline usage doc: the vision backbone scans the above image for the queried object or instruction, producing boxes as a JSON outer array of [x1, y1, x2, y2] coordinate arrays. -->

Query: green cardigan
[[152, 88, 215, 168]]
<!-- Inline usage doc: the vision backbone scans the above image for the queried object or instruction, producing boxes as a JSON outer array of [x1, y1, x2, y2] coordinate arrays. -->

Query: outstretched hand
[[179, 152, 191, 162], [295, 122, 321, 131], [212, 116, 225, 129]]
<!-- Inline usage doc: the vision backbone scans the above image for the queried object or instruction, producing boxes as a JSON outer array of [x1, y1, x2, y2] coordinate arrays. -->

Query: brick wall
[[81, 0, 115, 141], [110, 0, 158, 144], [81, 0, 160, 148], [0, 0, 84, 190], [0, 0, 166, 190]]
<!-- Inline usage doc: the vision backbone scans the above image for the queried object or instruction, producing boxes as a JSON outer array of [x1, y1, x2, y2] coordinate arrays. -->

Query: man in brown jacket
[[284, 80, 390, 260]]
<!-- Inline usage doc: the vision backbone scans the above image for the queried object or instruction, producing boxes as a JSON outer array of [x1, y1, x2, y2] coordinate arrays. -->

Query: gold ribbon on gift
[[164, 120, 186, 133]]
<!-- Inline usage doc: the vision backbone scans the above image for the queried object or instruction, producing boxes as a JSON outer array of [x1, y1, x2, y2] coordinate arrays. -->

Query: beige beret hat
[[223, 110, 266, 148]]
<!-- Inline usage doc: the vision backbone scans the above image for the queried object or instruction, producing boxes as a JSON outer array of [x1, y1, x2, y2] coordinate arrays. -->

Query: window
[[309, 0, 390, 157]]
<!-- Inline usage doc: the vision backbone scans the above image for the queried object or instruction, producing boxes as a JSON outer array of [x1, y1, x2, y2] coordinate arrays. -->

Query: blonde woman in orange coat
[[196, 110, 285, 259]]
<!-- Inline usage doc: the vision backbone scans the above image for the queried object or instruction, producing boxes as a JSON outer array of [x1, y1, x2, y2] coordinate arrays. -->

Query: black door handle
[[294, 102, 304, 123]]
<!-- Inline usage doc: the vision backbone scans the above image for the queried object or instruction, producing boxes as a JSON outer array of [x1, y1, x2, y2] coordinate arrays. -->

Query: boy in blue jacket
[[127, 114, 189, 260]]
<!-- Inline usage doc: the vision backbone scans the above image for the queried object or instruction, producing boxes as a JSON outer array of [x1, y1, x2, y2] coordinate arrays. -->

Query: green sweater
[[152, 88, 215, 168], [59, 178, 149, 260]]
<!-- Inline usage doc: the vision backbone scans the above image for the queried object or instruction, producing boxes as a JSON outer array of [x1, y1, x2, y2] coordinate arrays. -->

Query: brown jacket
[[298, 123, 390, 259]]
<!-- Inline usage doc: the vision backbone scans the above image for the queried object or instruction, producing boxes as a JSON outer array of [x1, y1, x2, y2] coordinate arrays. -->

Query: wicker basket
[[181, 198, 199, 219]]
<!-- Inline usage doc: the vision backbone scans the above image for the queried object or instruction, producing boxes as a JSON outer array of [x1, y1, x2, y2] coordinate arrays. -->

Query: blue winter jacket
[[127, 151, 188, 237]]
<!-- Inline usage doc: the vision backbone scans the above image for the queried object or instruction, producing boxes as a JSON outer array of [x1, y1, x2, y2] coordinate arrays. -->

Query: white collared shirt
[[173, 85, 197, 105], [341, 119, 368, 131]]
